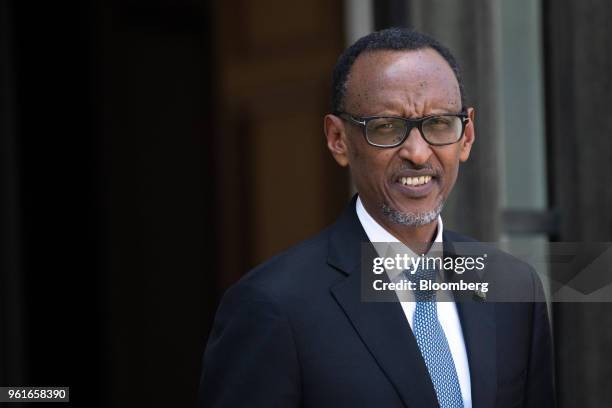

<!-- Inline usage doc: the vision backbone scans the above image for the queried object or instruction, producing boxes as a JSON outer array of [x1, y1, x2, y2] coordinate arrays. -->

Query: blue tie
[[410, 266, 464, 407]]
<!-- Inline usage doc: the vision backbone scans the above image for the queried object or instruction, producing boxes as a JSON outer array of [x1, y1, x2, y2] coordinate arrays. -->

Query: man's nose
[[397, 127, 433, 165]]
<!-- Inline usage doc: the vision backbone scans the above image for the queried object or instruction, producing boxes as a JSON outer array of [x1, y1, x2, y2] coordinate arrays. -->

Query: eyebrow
[[356, 110, 464, 119], [355, 103, 462, 118]]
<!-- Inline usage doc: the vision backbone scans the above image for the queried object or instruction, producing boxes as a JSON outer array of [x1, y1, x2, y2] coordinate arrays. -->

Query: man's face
[[325, 48, 475, 230]]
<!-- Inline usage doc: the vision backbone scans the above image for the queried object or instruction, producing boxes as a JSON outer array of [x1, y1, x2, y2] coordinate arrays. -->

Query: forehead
[[344, 48, 461, 114]]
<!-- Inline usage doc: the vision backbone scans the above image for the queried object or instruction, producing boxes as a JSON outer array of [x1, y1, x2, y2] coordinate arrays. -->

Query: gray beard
[[381, 200, 444, 227]]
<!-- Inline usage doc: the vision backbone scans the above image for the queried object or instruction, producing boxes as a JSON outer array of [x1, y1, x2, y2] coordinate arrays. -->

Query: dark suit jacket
[[199, 198, 555, 407]]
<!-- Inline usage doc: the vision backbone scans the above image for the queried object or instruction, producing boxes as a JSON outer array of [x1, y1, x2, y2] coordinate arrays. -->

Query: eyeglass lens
[[365, 116, 463, 146]]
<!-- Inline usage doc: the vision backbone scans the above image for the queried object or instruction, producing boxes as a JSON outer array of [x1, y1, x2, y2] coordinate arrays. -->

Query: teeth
[[400, 175, 432, 186]]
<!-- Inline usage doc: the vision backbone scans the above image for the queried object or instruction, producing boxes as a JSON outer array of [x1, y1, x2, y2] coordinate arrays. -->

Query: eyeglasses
[[335, 111, 469, 147]]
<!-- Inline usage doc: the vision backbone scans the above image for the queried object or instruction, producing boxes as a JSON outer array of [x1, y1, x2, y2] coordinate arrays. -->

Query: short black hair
[[331, 27, 465, 112]]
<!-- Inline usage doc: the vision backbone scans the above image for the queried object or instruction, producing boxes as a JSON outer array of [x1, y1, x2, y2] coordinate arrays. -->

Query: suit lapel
[[444, 233, 497, 408], [455, 301, 497, 408], [327, 198, 438, 408], [331, 272, 439, 408]]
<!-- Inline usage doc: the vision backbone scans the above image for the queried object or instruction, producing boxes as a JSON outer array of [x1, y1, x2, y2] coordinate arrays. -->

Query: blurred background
[[1, 0, 611, 406]]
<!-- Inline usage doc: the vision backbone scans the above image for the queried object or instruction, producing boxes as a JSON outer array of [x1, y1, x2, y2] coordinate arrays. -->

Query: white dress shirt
[[356, 197, 472, 408]]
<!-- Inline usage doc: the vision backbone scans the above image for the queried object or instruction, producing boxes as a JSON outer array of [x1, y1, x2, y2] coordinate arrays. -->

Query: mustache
[[396, 162, 441, 176]]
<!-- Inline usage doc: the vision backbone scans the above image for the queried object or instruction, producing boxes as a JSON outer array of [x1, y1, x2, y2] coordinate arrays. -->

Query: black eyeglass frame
[[335, 111, 470, 147]]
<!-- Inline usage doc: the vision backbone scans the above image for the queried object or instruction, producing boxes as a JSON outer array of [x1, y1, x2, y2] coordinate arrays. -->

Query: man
[[199, 28, 554, 407]]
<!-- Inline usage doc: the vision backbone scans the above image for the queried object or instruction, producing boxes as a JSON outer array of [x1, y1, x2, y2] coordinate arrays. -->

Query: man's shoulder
[[445, 229, 529, 268], [250, 226, 333, 276], [226, 224, 342, 305], [445, 229, 543, 301]]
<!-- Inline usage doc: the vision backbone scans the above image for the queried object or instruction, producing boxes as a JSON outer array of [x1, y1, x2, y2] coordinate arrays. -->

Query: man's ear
[[324, 114, 349, 167], [459, 107, 476, 162]]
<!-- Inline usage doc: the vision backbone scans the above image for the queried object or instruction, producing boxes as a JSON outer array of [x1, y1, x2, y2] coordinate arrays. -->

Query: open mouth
[[398, 175, 432, 187]]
